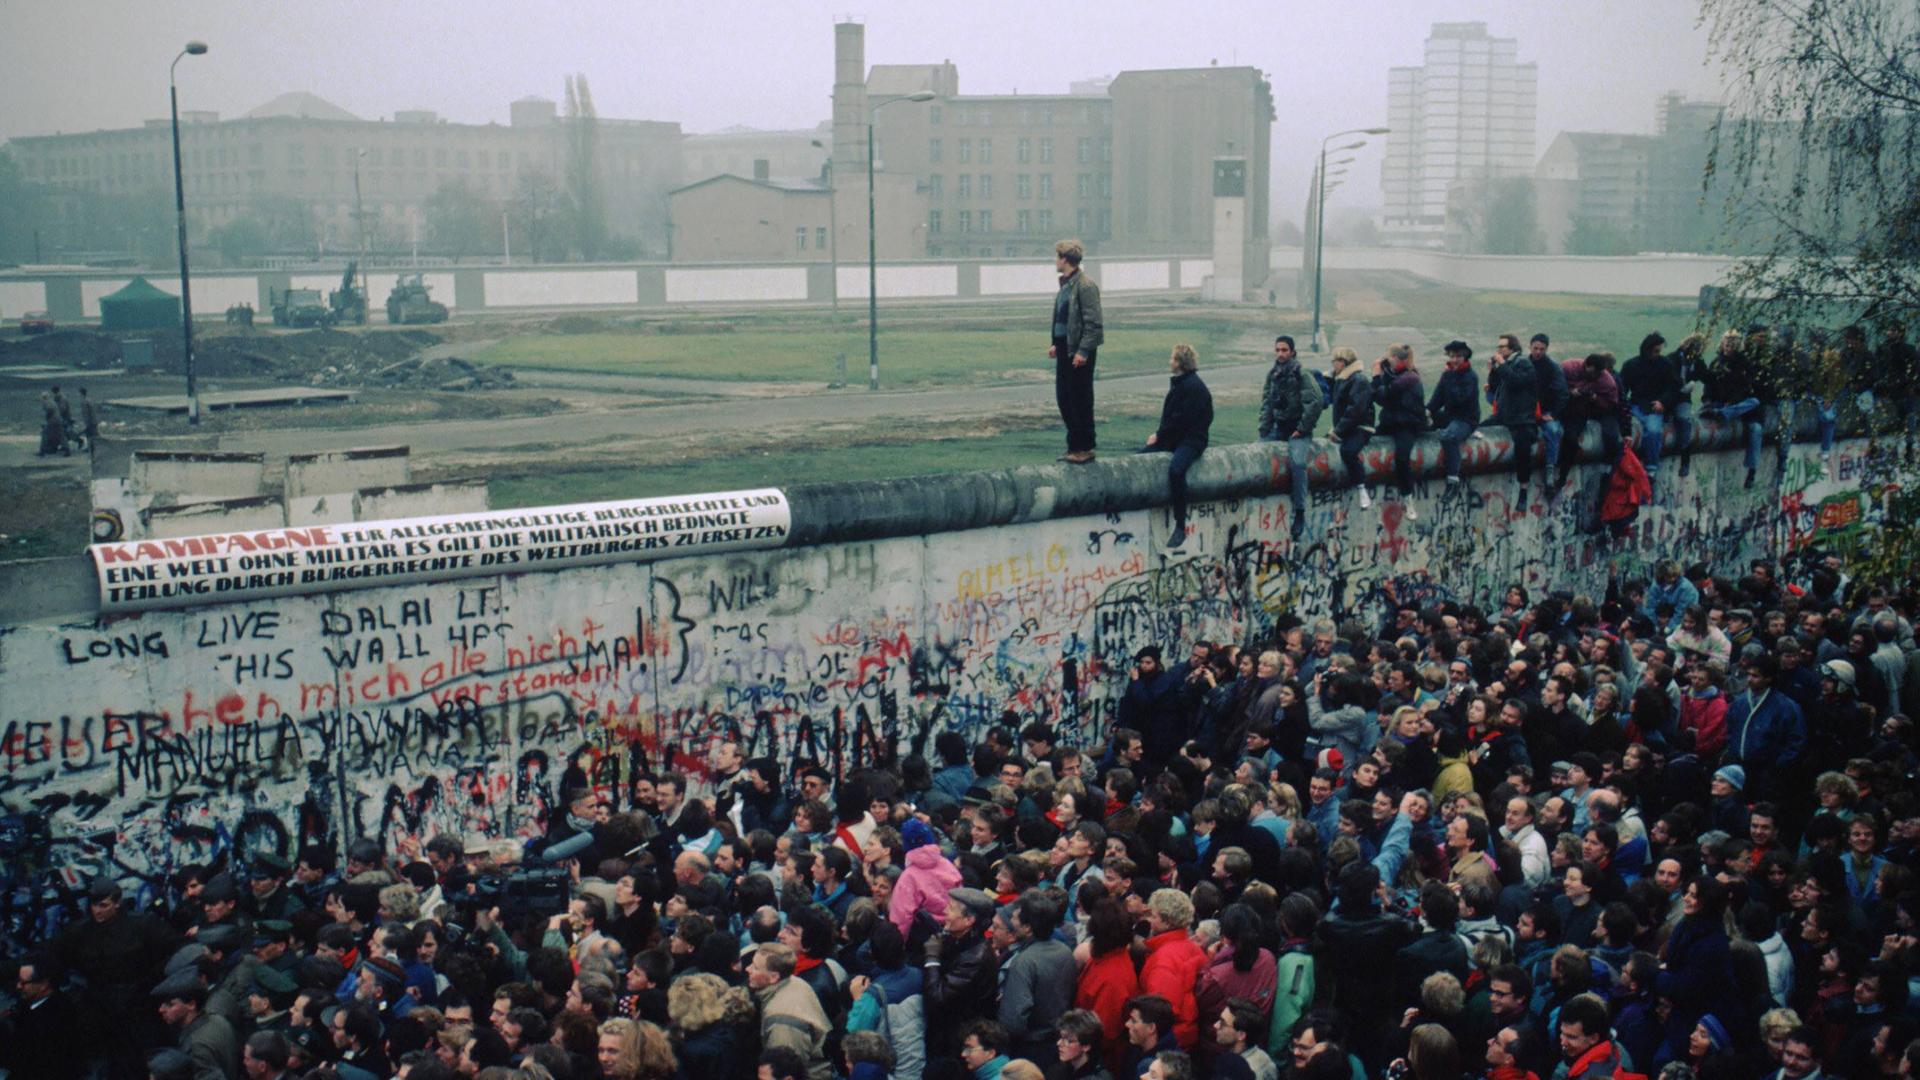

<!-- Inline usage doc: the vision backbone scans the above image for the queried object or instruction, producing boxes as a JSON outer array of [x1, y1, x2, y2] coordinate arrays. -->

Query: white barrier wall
[[835, 264, 960, 300], [1279, 246, 1739, 298], [82, 277, 256, 317], [980, 264, 1062, 295], [1179, 259, 1214, 289], [1100, 260, 1174, 291], [484, 270, 636, 308], [664, 266, 809, 303], [0, 281, 48, 318]]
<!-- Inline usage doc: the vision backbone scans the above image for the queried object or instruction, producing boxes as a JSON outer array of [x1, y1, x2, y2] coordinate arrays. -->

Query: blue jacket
[[1724, 688, 1808, 774], [1644, 577, 1700, 633], [1428, 366, 1482, 428]]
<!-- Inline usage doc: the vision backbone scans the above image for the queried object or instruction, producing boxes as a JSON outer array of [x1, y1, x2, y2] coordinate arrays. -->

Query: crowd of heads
[[6, 543, 1920, 1080]]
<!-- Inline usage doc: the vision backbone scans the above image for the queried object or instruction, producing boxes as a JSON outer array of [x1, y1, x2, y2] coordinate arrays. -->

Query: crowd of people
[[7, 541, 1920, 1080], [1131, 314, 1919, 546]]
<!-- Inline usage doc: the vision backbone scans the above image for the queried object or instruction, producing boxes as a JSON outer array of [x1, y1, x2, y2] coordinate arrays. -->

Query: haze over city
[[1, 0, 1728, 223]]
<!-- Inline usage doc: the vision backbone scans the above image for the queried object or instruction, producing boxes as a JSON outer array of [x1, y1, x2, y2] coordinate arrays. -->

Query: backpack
[[864, 980, 928, 1080], [1267, 949, 1316, 1054]]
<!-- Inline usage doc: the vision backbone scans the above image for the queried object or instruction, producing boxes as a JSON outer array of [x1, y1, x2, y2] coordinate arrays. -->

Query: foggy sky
[[1, 0, 1727, 227]]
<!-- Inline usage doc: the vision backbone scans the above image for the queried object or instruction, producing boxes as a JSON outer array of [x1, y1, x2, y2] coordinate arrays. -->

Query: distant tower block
[[833, 21, 870, 178], [1207, 157, 1247, 302]]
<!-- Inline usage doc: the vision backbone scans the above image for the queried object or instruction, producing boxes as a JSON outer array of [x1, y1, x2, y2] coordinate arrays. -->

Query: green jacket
[[1061, 271, 1104, 358]]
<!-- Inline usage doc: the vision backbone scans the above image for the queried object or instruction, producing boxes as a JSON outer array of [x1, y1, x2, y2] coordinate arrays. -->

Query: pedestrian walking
[[52, 383, 76, 453], [79, 387, 100, 459], [1051, 240, 1104, 464], [1143, 343, 1212, 547], [1257, 334, 1324, 540]]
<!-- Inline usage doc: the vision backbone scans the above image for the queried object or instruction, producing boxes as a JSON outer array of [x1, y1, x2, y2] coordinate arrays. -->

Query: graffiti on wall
[[2, 436, 1912, 931]]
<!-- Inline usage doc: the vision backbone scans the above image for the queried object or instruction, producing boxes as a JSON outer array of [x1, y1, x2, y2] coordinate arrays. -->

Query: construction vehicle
[[329, 261, 368, 326], [269, 286, 333, 328], [386, 273, 448, 325]]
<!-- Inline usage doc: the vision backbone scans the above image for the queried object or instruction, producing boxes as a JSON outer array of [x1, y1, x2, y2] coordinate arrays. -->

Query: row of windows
[[925, 173, 1110, 200], [927, 137, 1109, 165], [930, 103, 1102, 127], [794, 226, 828, 250], [927, 208, 1108, 235]]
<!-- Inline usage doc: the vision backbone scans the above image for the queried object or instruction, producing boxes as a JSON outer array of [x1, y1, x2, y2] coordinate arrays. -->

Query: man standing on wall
[[1051, 239, 1104, 464]]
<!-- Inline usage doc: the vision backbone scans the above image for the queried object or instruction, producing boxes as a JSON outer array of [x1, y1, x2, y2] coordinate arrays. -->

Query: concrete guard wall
[[0, 418, 1911, 899]]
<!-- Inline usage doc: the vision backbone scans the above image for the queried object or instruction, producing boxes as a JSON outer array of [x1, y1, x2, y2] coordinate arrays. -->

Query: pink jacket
[[890, 844, 962, 935]]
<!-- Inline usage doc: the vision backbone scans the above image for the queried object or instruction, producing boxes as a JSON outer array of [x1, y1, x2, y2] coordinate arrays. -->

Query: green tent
[[98, 276, 180, 332]]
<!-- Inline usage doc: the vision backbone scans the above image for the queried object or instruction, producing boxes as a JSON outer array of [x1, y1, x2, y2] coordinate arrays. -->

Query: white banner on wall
[[90, 488, 792, 614]]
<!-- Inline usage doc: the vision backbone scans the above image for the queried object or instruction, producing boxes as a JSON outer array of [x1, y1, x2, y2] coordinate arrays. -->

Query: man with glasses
[[5, 954, 81, 1078], [1213, 999, 1278, 1080], [1485, 965, 1555, 1079]]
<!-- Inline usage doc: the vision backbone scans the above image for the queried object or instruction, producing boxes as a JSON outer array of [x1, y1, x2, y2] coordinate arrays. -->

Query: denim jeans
[[1391, 429, 1417, 494], [1541, 417, 1563, 473], [1338, 431, 1370, 488], [1672, 402, 1695, 455], [1505, 423, 1538, 484], [1710, 397, 1764, 469], [1632, 407, 1666, 471], [1285, 435, 1314, 522], [1438, 420, 1474, 478], [1560, 412, 1622, 478], [1165, 442, 1203, 528]]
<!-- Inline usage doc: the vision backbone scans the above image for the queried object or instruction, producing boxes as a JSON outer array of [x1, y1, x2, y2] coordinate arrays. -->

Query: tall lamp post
[[352, 148, 369, 311], [866, 90, 936, 391], [170, 40, 209, 423], [812, 138, 838, 312], [1310, 126, 1388, 352]]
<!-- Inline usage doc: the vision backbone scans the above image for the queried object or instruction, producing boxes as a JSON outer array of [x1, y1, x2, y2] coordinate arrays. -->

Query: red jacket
[[1140, 929, 1207, 1049], [1076, 947, 1141, 1069], [1680, 689, 1729, 758], [1600, 444, 1652, 524]]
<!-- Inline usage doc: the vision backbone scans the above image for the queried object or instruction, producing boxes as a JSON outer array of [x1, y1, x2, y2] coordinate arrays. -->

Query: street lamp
[[1311, 126, 1388, 352], [812, 138, 838, 312], [867, 90, 936, 391], [170, 39, 208, 423], [352, 148, 369, 314]]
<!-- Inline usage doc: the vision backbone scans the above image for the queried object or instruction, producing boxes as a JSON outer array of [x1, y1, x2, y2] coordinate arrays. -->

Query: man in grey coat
[[998, 890, 1077, 1061], [1258, 334, 1326, 539], [1051, 239, 1104, 463]]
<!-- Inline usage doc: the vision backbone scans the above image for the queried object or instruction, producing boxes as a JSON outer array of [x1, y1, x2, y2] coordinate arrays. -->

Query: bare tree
[[1700, 0, 1919, 328], [564, 73, 606, 261]]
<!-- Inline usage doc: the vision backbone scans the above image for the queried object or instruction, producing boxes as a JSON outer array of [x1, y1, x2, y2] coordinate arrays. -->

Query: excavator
[[386, 272, 449, 324], [329, 261, 369, 326]]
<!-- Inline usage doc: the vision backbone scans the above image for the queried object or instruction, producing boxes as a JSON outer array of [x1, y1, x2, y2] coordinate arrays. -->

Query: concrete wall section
[[1277, 245, 1738, 298], [834, 264, 960, 300], [130, 451, 267, 498], [483, 270, 635, 308], [663, 266, 809, 303], [78, 279, 131, 318], [980, 264, 1061, 296], [4, 430, 1912, 899], [142, 496, 288, 539], [1180, 258, 1214, 289], [1098, 259, 1175, 291], [285, 447, 411, 500], [355, 480, 490, 520], [0, 281, 49, 319]]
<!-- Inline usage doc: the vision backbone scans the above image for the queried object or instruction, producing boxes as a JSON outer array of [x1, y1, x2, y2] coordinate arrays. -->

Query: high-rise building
[[1380, 22, 1537, 247]]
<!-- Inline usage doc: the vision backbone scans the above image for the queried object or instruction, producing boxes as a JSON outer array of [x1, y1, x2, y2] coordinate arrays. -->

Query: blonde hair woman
[[1143, 343, 1213, 548], [669, 973, 754, 1080]]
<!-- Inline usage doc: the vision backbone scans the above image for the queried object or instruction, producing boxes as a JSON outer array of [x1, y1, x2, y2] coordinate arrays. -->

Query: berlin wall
[[0, 422, 1913, 922]]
